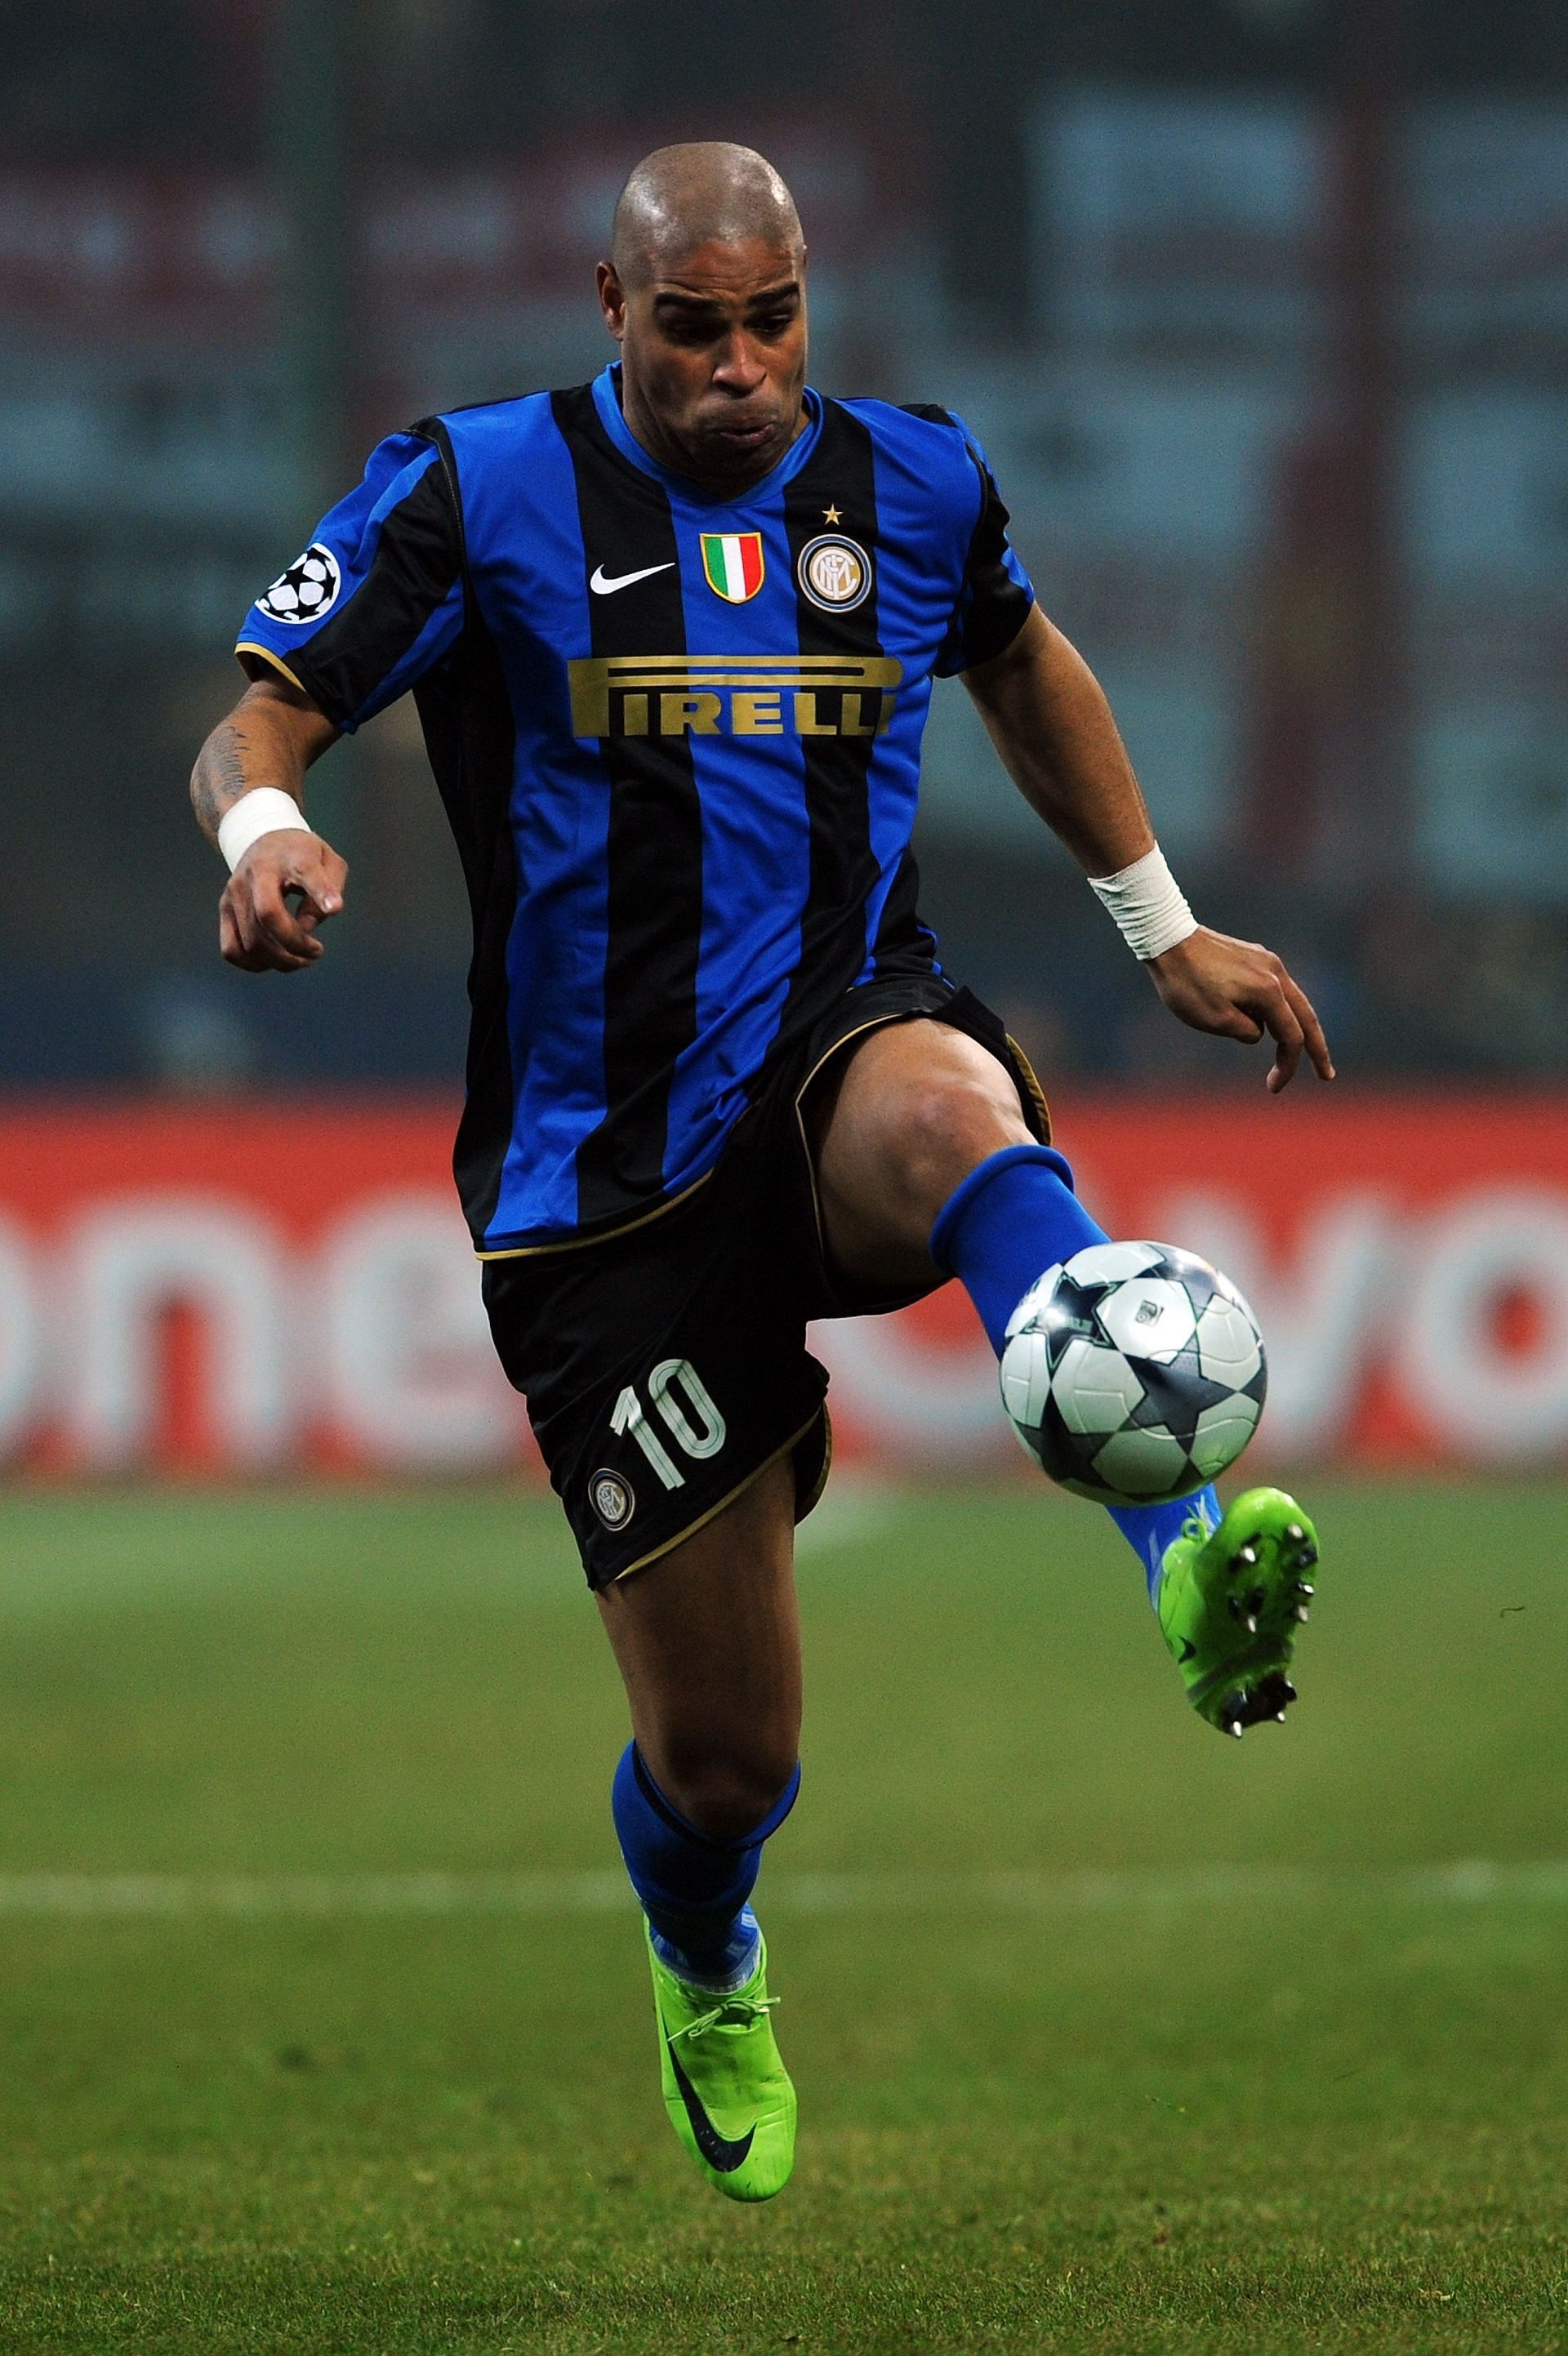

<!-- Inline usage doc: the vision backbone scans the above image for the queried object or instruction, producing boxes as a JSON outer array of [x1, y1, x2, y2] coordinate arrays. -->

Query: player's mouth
[[706, 416, 778, 455]]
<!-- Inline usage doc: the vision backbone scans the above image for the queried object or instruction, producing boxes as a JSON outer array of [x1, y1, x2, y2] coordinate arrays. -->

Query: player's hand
[[219, 831, 347, 973], [1146, 926, 1334, 1093]]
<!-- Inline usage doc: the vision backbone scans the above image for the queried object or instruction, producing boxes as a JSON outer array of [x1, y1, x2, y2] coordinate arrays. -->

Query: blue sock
[[611, 1742, 799, 1993], [930, 1143, 1219, 1604]]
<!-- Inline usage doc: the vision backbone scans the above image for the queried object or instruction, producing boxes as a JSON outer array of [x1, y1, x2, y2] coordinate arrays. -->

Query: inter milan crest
[[590, 1468, 635, 1529], [797, 533, 871, 612], [256, 543, 342, 625], [700, 531, 766, 603]]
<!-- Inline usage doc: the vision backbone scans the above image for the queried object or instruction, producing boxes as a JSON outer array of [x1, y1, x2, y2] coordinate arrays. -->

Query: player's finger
[[1254, 978, 1304, 1093], [220, 897, 272, 973], [250, 868, 323, 960], [222, 926, 275, 974], [273, 859, 344, 954], [228, 879, 262, 963], [284, 844, 347, 924], [1280, 970, 1335, 1082], [232, 876, 314, 971], [219, 894, 243, 964], [1209, 1004, 1265, 1045]]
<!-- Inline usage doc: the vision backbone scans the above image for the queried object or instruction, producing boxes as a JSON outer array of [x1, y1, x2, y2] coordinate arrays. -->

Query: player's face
[[599, 238, 808, 491]]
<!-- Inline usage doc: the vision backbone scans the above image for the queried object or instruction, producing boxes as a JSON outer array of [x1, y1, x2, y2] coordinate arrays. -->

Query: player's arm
[[203, 426, 467, 974], [962, 605, 1334, 1093], [190, 674, 346, 973]]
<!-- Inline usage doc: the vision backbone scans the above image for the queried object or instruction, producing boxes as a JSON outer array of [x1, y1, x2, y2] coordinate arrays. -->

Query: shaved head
[[610, 142, 803, 290], [597, 142, 810, 492]]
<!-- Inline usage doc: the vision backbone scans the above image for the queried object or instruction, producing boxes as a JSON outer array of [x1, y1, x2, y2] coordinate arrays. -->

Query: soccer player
[[191, 144, 1331, 2204]]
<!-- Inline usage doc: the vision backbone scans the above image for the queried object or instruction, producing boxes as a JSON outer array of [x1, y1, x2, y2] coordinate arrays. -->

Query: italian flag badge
[[700, 531, 766, 603]]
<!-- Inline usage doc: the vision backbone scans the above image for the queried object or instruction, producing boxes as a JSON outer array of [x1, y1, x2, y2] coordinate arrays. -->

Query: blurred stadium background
[[1, 8, 1566, 2346], [1, 0, 1566, 1482]]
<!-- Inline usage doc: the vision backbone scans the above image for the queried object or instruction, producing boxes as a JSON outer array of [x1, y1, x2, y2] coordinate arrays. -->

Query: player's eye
[[662, 311, 720, 342]]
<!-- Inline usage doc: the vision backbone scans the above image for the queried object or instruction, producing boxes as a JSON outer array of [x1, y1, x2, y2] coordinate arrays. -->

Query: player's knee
[[657, 1736, 798, 1842], [890, 1072, 1028, 1204]]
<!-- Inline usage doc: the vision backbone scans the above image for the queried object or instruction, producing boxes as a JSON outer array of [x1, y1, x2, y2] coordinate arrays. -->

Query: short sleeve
[[932, 418, 1035, 678], [235, 432, 465, 731]]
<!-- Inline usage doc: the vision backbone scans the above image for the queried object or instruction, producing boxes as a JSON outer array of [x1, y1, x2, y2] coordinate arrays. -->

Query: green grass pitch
[[0, 1477, 1562, 2352]]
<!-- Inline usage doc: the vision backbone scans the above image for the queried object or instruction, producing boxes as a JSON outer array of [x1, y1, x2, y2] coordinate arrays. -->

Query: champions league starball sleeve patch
[[255, 545, 343, 625], [235, 430, 466, 732]]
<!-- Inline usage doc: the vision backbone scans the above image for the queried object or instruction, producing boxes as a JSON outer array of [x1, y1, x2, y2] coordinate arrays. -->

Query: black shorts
[[481, 976, 1047, 1587]]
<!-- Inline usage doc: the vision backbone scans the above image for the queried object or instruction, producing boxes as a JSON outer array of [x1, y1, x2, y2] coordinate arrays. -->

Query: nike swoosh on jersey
[[665, 2040, 757, 2171], [590, 561, 676, 595]]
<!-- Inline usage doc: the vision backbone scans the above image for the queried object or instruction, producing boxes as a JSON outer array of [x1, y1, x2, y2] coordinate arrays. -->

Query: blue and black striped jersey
[[236, 365, 1035, 1254]]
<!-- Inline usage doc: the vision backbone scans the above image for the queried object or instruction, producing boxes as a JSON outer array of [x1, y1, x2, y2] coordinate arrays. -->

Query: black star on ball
[[1040, 1272, 1116, 1368], [1125, 1343, 1239, 1450]]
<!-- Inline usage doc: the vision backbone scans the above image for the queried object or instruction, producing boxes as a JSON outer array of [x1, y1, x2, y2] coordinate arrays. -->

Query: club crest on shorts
[[256, 543, 342, 625], [797, 532, 871, 612], [590, 1468, 635, 1530], [700, 532, 766, 603]]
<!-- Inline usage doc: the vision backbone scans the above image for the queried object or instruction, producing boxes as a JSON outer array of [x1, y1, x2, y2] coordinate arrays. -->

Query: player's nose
[[710, 333, 768, 392]]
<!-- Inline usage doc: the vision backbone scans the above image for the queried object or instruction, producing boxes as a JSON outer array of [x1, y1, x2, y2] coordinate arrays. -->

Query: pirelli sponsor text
[[568, 654, 903, 741]]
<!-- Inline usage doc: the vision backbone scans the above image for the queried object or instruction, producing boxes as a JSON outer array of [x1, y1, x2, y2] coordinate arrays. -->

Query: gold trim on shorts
[[791, 1008, 1053, 1267], [796, 1404, 833, 1522], [475, 1169, 714, 1261], [608, 1408, 826, 1583], [791, 1012, 922, 1267], [1004, 1032, 1052, 1140]]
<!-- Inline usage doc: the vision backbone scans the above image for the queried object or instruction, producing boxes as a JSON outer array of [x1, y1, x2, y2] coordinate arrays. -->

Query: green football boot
[[1156, 1487, 1320, 1737], [646, 1924, 796, 2202]]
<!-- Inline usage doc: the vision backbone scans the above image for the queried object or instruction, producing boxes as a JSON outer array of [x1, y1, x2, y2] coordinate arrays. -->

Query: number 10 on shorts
[[610, 1358, 728, 1490]]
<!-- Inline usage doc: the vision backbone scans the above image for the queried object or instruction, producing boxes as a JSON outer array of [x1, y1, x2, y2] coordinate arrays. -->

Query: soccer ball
[[999, 1240, 1267, 1504]]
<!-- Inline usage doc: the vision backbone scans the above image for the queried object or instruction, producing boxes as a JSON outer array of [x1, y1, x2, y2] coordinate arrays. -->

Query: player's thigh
[[595, 1450, 802, 1833], [812, 1017, 1033, 1291]]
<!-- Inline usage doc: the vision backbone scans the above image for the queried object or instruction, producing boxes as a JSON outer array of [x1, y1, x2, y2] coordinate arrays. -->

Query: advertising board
[[0, 1098, 1563, 1480]]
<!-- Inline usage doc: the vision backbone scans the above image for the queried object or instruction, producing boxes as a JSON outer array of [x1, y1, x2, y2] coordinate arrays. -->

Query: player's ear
[[595, 261, 627, 341]]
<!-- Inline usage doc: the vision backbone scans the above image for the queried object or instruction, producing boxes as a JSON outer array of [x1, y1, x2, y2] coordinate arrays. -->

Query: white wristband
[[217, 789, 312, 873], [1087, 844, 1198, 961]]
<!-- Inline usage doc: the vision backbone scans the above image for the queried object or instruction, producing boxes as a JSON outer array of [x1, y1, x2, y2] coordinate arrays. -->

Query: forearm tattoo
[[189, 724, 261, 839]]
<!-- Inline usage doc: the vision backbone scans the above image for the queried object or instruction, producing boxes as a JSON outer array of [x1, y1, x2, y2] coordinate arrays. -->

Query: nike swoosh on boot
[[665, 2042, 757, 2172]]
